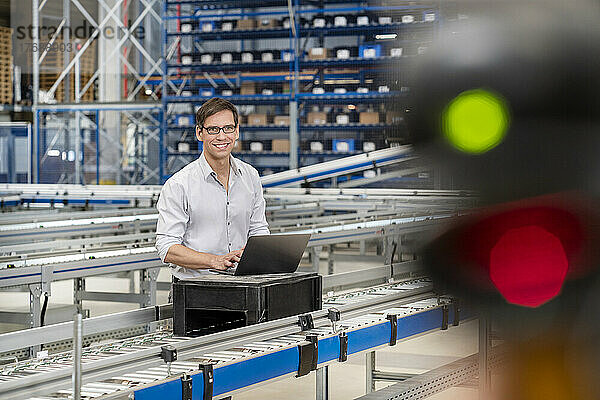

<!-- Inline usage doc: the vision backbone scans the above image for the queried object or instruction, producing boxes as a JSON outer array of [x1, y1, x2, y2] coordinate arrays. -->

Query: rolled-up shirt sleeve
[[248, 170, 270, 237], [155, 179, 189, 263]]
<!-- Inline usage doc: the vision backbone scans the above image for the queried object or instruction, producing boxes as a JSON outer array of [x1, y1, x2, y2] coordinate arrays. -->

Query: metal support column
[[74, 278, 85, 314], [328, 244, 335, 275], [28, 284, 42, 356], [289, 100, 299, 170], [360, 240, 366, 255], [479, 316, 491, 399], [63, 0, 71, 102], [32, 0, 39, 183], [72, 313, 83, 400], [316, 366, 329, 400], [140, 267, 160, 307], [310, 246, 321, 273], [366, 351, 376, 393]]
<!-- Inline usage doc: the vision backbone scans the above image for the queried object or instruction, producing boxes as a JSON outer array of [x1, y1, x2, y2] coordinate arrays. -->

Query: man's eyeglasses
[[202, 125, 236, 135]]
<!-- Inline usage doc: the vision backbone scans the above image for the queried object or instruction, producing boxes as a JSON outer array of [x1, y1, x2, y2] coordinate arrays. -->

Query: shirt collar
[[198, 152, 242, 181]]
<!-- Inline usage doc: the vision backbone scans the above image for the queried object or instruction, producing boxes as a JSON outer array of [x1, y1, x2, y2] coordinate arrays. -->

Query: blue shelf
[[300, 123, 395, 131], [168, 125, 291, 132], [300, 56, 407, 68], [167, 56, 404, 71], [165, 94, 291, 105], [166, 22, 433, 41], [297, 91, 406, 104], [167, 60, 292, 72], [168, 151, 362, 157], [161, 0, 434, 180], [155, 70, 372, 87], [166, 0, 287, 7], [167, 27, 291, 40], [166, 0, 366, 7], [299, 22, 430, 37]]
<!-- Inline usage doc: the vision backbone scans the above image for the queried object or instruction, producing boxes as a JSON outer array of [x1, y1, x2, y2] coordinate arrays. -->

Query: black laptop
[[210, 233, 311, 276]]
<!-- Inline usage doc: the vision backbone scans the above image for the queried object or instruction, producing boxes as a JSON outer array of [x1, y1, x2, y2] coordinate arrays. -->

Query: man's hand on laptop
[[210, 249, 244, 270]]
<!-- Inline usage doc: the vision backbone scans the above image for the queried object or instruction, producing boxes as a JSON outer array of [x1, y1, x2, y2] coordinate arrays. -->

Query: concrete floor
[[0, 254, 482, 399]]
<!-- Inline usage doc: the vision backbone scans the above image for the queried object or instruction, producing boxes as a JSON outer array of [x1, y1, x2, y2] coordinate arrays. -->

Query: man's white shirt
[[155, 152, 270, 279]]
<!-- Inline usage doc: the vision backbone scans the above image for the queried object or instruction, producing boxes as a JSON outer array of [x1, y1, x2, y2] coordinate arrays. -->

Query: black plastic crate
[[173, 272, 322, 337]]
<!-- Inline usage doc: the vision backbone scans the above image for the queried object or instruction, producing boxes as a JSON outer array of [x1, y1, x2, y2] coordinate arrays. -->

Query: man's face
[[196, 110, 239, 162]]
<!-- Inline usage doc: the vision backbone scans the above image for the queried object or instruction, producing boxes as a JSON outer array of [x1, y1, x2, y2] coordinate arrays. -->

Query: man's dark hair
[[195, 97, 239, 128]]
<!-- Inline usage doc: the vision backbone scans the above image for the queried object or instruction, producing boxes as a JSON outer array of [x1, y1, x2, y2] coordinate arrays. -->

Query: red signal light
[[428, 194, 596, 308], [490, 225, 569, 307]]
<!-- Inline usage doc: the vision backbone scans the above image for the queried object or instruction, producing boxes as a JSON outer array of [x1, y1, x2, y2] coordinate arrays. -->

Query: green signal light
[[442, 89, 510, 154]]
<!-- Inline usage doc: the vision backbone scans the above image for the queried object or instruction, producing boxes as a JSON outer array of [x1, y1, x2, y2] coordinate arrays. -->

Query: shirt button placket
[[226, 197, 231, 251]]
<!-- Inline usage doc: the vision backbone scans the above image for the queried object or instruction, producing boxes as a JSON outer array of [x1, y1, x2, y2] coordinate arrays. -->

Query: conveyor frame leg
[[310, 246, 321, 273], [141, 267, 159, 307], [316, 365, 329, 400], [479, 316, 492, 399], [28, 283, 42, 356], [73, 277, 85, 314], [328, 245, 335, 275], [366, 351, 376, 393]]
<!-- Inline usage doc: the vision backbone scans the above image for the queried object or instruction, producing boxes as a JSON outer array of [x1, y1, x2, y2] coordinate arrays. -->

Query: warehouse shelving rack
[[161, 0, 439, 182]]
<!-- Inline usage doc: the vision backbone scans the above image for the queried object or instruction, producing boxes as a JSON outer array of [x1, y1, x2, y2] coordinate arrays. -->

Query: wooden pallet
[[40, 39, 96, 75], [40, 73, 95, 102]]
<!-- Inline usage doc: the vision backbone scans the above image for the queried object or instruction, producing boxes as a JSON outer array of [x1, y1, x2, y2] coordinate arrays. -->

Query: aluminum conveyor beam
[[0, 212, 158, 244], [0, 246, 161, 289], [0, 184, 162, 207], [0, 277, 469, 400], [260, 147, 414, 188]]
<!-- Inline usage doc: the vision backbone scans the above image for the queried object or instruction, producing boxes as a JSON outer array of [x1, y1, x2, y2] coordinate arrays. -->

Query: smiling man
[[156, 98, 270, 279]]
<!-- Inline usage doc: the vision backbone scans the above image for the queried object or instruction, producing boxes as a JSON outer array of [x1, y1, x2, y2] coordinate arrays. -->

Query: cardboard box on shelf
[[273, 115, 290, 126], [309, 47, 328, 60], [237, 19, 256, 30], [247, 113, 267, 126], [240, 82, 256, 95], [359, 112, 379, 124], [272, 139, 290, 152], [307, 111, 327, 125], [386, 111, 402, 124], [258, 18, 278, 29]]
